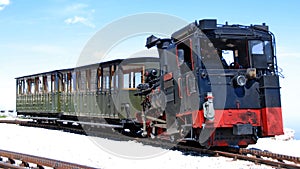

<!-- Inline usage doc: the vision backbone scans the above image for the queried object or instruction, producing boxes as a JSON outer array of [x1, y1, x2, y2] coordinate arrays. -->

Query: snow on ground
[[249, 128, 300, 157], [0, 122, 297, 169]]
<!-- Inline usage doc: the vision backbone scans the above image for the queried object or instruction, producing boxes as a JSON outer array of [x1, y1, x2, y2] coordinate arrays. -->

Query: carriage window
[[115, 74, 119, 89], [97, 68, 102, 91], [62, 74, 65, 92], [111, 66, 115, 91], [123, 71, 142, 89], [90, 69, 97, 92], [35, 77, 41, 93], [30, 79, 35, 94], [58, 74, 63, 92], [72, 72, 76, 92], [21, 80, 25, 95], [64, 74, 68, 93], [64, 73, 72, 93], [114, 65, 119, 89], [86, 69, 91, 91], [25, 80, 28, 94], [68, 72, 72, 92], [103, 67, 110, 91], [76, 72, 81, 92], [77, 72, 83, 91], [17, 80, 21, 95], [51, 74, 56, 92], [80, 71, 86, 92], [123, 73, 130, 88], [121, 64, 144, 89], [110, 65, 119, 91], [134, 72, 142, 88], [42, 76, 48, 93], [131, 72, 134, 88], [103, 75, 107, 90], [17, 80, 24, 95], [105, 76, 110, 89], [26, 79, 34, 94], [47, 76, 52, 92]]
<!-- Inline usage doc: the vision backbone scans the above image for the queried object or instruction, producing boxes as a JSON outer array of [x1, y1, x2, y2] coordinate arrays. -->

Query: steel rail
[[214, 150, 300, 169], [0, 149, 96, 169], [239, 148, 300, 164]]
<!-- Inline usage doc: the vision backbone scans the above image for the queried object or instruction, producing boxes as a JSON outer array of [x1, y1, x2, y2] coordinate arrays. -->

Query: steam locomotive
[[16, 19, 283, 148]]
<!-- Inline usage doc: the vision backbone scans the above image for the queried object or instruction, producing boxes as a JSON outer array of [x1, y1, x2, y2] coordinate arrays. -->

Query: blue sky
[[1, 0, 300, 138]]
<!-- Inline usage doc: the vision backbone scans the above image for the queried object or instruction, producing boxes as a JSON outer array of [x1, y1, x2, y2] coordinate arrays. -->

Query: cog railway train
[[16, 19, 283, 148]]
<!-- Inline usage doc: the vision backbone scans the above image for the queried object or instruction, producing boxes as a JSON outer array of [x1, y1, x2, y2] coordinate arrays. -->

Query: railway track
[[1, 118, 300, 169], [175, 145, 300, 169], [0, 149, 96, 169]]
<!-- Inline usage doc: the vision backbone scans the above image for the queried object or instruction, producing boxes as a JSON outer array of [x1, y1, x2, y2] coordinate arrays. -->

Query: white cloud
[[64, 16, 95, 28], [65, 16, 86, 24], [62, 3, 96, 28], [66, 3, 88, 11], [0, 0, 10, 11]]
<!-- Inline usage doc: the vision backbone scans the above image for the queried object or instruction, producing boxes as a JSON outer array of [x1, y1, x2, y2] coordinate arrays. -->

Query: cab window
[[249, 40, 274, 69], [176, 39, 193, 71], [250, 40, 264, 55]]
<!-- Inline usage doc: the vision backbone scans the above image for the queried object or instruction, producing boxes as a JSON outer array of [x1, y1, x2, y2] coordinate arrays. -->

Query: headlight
[[236, 75, 247, 86], [151, 69, 158, 77]]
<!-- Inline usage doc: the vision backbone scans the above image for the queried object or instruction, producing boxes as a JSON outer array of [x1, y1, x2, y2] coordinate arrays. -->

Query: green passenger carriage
[[16, 57, 160, 122]]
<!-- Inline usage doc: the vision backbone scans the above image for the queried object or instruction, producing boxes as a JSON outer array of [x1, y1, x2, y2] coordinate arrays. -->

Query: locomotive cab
[[146, 19, 283, 147]]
